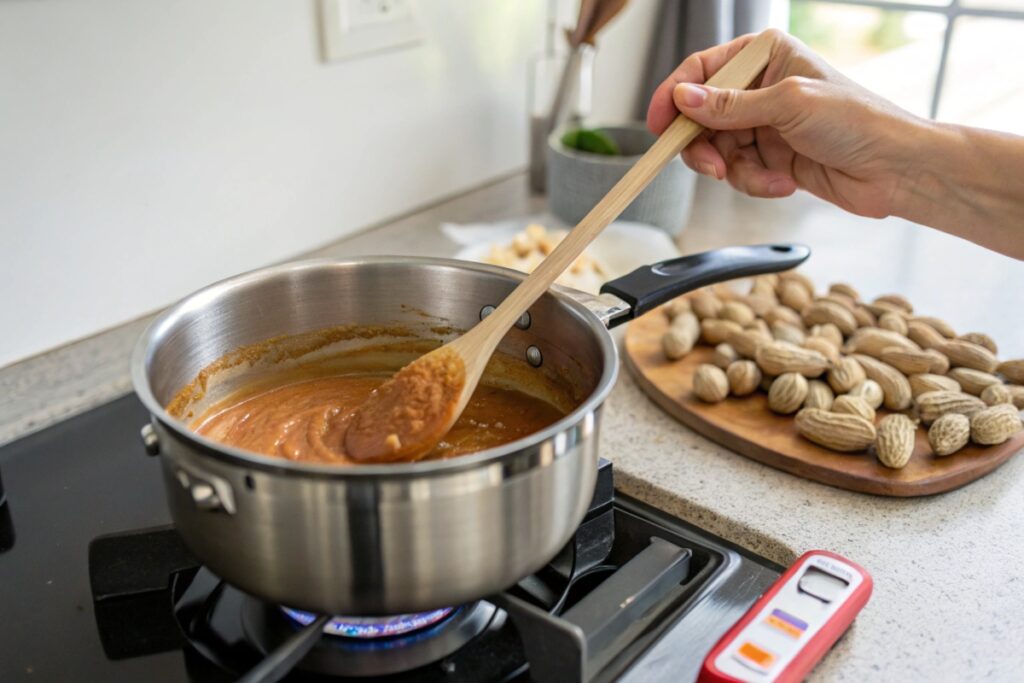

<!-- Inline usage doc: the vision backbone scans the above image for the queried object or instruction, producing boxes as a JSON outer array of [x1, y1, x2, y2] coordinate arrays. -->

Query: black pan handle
[[599, 243, 810, 328]]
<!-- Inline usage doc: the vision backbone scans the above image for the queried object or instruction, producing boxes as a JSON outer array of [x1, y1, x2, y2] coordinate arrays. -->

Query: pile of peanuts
[[661, 272, 1024, 468]]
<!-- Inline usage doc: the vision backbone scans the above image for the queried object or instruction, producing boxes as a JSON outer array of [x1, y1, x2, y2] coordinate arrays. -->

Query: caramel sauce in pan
[[171, 326, 579, 466], [193, 371, 565, 465]]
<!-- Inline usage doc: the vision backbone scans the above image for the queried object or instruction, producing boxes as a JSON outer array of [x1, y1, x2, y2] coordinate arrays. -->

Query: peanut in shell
[[795, 408, 877, 452], [928, 413, 970, 456], [875, 414, 916, 469], [970, 404, 1022, 445]]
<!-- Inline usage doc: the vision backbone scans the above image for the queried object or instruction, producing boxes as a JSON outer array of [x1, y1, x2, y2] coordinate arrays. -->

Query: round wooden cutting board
[[624, 311, 1024, 497]]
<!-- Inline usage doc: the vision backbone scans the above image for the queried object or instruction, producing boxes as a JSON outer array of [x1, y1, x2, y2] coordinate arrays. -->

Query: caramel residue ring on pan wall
[[166, 324, 419, 419]]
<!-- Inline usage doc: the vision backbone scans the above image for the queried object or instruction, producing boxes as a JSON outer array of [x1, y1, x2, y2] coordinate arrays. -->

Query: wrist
[[890, 118, 968, 226], [893, 118, 1024, 257], [888, 117, 1024, 259]]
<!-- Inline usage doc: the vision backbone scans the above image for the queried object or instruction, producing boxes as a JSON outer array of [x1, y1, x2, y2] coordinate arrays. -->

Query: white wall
[[0, 0, 657, 367]]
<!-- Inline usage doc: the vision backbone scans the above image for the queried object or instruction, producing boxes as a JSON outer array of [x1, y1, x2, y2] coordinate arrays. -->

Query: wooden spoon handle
[[475, 31, 776, 350]]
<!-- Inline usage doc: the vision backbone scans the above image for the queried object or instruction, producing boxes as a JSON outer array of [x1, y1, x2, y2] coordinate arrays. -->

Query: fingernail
[[768, 179, 791, 195], [698, 162, 718, 179], [675, 83, 708, 108]]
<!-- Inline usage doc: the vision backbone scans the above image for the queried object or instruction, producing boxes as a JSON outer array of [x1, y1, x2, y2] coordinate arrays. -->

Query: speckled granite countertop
[[3, 173, 1022, 680]]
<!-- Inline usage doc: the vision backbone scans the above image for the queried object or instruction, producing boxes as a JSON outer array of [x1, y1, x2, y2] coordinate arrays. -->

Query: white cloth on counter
[[440, 217, 680, 295]]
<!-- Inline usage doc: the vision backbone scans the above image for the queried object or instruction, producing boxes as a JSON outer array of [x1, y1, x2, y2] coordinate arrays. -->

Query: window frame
[[795, 0, 1024, 117]]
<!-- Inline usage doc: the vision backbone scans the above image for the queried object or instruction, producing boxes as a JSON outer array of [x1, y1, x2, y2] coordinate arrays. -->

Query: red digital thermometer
[[699, 550, 872, 683]]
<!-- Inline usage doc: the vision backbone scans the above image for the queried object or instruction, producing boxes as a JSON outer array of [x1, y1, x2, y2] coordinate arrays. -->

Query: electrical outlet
[[319, 0, 422, 63]]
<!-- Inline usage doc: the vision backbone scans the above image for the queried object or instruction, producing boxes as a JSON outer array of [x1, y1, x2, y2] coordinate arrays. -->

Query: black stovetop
[[0, 395, 781, 682], [0, 396, 182, 681]]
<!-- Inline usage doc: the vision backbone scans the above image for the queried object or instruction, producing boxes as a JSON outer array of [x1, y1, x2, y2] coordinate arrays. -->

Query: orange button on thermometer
[[737, 641, 776, 671]]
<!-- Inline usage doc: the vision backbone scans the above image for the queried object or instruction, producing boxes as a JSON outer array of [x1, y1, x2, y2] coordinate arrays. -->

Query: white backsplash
[[0, 0, 657, 367]]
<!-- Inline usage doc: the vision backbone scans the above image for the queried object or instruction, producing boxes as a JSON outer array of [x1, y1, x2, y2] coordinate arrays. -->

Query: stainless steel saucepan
[[131, 244, 809, 615]]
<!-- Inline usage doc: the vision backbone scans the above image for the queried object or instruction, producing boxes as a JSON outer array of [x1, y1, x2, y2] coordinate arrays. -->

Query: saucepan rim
[[131, 256, 620, 479]]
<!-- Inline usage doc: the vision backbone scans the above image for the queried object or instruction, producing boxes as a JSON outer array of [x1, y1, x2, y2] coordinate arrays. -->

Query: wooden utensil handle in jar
[[477, 31, 777, 345]]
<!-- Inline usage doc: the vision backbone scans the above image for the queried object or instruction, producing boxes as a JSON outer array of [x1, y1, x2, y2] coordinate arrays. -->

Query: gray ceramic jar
[[546, 122, 697, 236]]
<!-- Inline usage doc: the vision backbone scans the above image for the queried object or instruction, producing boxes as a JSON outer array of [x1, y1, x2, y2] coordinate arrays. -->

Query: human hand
[[647, 29, 926, 220]]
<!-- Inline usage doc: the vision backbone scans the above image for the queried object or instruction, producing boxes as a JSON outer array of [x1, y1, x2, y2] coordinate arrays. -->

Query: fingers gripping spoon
[[344, 32, 778, 463]]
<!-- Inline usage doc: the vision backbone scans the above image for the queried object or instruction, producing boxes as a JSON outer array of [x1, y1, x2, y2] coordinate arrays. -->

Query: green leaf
[[560, 128, 620, 156]]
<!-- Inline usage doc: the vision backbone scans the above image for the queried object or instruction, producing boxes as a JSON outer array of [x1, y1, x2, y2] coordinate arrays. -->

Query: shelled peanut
[[660, 272, 1023, 467]]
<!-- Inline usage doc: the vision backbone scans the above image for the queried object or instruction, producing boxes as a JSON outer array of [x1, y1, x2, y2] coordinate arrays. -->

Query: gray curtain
[[634, 0, 771, 119]]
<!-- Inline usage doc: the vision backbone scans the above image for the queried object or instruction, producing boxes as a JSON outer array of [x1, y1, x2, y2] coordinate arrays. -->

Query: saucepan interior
[[132, 257, 619, 475]]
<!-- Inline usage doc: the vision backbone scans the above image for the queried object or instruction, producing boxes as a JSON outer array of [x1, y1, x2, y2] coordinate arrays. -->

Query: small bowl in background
[[546, 122, 697, 236]]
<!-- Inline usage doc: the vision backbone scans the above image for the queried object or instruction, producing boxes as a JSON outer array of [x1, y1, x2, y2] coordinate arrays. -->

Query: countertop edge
[[614, 468, 801, 567]]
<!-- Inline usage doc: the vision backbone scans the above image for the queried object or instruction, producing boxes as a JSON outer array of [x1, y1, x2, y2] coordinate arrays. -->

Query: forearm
[[896, 120, 1024, 259]]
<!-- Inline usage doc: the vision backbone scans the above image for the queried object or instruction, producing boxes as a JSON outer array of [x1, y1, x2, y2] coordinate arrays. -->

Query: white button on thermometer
[[699, 550, 872, 683]]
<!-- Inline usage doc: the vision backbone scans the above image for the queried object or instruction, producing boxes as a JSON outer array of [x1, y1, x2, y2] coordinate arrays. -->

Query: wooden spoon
[[345, 31, 777, 463]]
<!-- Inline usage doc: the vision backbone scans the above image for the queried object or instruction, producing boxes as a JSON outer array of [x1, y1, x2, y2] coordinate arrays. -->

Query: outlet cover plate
[[320, 0, 421, 63]]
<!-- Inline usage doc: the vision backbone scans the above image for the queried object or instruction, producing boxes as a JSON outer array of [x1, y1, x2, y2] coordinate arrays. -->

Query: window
[[785, 0, 1024, 134]]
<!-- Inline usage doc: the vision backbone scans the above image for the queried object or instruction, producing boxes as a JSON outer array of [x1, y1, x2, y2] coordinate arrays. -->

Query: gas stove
[[0, 395, 782, 682]]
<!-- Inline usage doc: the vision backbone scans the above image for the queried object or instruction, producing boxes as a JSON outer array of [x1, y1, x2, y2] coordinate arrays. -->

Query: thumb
[[673, 80, 799, 131]]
